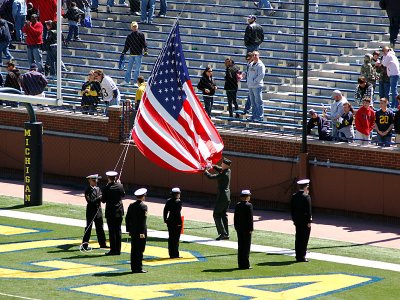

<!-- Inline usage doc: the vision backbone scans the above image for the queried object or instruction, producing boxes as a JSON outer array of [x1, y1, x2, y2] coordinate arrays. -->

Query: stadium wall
[[1, 107, 400, 218]]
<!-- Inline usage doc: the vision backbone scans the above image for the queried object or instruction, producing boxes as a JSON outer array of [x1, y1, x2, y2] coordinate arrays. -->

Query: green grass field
[[0, 196, 400, 299]]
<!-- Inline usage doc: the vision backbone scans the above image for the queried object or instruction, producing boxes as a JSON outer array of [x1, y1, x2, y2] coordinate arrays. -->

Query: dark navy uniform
[[126, 199, 148, 272], [205, 162, 231, 239], [234, 197, 253, 269], [82, 185, 107, 247], [163, 196, 182, 258], [101, 181, 125, 255], [290, 189, 312, 262]]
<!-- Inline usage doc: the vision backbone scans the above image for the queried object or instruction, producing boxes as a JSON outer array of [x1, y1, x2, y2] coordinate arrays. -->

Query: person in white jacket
[[382, 46, 400, 109]]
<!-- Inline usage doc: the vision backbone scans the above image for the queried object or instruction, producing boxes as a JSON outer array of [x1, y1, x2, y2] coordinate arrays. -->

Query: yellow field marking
[[0, 260, 117, 279], [72, 274, 374, 300], [0, 239, 83, 253], [0, 225, 38, 236]]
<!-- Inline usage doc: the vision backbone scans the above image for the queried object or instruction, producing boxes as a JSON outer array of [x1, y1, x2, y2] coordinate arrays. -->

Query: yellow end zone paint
[[0, 260, 117, 279], [72, 274, 375, 300], [0, 225, 38, 235]]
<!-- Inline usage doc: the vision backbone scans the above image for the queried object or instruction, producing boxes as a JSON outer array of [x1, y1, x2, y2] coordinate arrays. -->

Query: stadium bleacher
[[3, 0, 390, 134]]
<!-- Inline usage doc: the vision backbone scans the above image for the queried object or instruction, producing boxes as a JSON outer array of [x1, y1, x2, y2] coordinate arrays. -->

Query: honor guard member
[[126, 188, 148, 273], [82, 174, 108, 249], [163, 187, 183, 258], [205, 157, 232, 240], [290, 179, 312, 262], [234, 190, 254, 269], [101, 171, 125, 255]]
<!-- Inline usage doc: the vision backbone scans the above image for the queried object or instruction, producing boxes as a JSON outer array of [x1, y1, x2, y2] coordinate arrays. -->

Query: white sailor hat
[[297, 179, 310, 185], [240, 189, 251, 196], [86, 174, 101, 180], [171, 187, 181, 193], [105, 171, 118, 177], [134, 188, 147, 196]]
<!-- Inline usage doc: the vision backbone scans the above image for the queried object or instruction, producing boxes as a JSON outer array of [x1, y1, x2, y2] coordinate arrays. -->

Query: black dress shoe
[[105, 251, 119, 256], [238, 266, 252, 270], [100, 244, 110, 249], [132, 269, 147, 273], [296, 258, 309, 262]]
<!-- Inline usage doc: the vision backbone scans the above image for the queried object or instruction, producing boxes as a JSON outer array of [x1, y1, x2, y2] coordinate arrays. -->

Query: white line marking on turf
[[1, 210, 400, 273], [0, 292, 40, 300]]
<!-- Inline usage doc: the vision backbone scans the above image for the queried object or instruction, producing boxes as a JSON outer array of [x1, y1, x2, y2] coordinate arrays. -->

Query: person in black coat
[[197, 65, 217, 117], [126, 188, 148, 273], [163, 187, 183, 258], [101, 171, 125, 255], [306, 109, 332, 141], [81, 174, 108, 249], [234, 189, 254, 270], [290, 179, 312, 262], [224, 58, 240, 118], [204, 157, 231, 240], [379, 0, 400, 48]]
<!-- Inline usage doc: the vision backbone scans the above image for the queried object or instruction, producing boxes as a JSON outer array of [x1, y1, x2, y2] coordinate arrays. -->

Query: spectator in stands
[[374, 53, 390, 100], [43, 21, 57, 79], [157, 0, 167, 17], [66, 0, 90, 11], [106, 0, 128, 13], [325, 90, 347, 141], [0, 16, 13, 65], [247, 51, 265, 121], [135, 75, 146, 110], [253, 0, 276, 16], [355, 97, 375, 145], [381, 46, 400, 109], [393, 95, 400, 146], [1, 61, 20, 107], [141, 0, 156, 24], [37, 0, 56, 39], [120, 21, 148, 87], [360, 53, 377, 88], [12, 0, 27, 42], [93, 69, 121, 115], [375, 97, 394, 146], [244, 15, 264, 53], [64, 2, 84, 45], [26, 2, 38, 21], [128, 0, 141, 15], [224, 58, 240, 118], [242, 51, 253, 114], [379, 0, 400, 49], [22, 14, 43, 73], [354, 76, 374, 106], [337, 102, 355, 143], [306, 109, 332, 141], [81, 70, 101, 115], [20, 63, 48, 98], [197, 65, 217, 118]]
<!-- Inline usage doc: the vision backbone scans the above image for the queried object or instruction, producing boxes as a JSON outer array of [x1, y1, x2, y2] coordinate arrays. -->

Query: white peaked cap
[[297, 179, 310, 185], [134, 188, 147, 196], [171, 187, 181, 193], [106, 171, 118, 177]]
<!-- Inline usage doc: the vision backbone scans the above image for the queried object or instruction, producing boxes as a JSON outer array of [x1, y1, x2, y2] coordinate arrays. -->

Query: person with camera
[[22, 14, 43, 73]]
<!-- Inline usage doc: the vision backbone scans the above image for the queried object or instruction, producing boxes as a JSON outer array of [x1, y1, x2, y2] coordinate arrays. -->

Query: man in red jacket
[[22, 14, 43, 73], [355, 97, 376, 145]]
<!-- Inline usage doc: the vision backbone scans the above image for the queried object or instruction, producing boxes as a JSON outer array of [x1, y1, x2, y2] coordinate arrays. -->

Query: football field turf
[[0, 196, 399, 299]]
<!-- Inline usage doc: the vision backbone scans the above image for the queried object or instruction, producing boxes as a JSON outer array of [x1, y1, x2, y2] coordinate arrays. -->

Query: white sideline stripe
[[0, 292, 41, 300], [1, 210, 400, 273]]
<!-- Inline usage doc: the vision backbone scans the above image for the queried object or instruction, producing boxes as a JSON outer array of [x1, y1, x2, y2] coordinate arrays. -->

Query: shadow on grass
[[93, 271, 132, 277], [257, 261, 296, 266], [0, 204, 25, 210], [202, 267, 238, 273]]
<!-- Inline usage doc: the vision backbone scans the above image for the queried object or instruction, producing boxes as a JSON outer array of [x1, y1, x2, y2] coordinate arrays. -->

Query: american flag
[[132, 22, 224, 173]]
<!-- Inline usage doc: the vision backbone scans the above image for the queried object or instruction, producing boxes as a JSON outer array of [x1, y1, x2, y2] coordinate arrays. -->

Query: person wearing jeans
[[120, 21, 147, 86], [22, 15, 44, 73], [107, 0, 128, 12], [158, 0, 167, 17], [141, 0, 156, 23], [12, 0, 27, 42], [382, 46, 400, 109], [246, 51, 265, 121]]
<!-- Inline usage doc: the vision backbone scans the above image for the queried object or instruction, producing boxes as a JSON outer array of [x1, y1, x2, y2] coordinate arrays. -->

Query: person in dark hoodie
[[379, 0, 400, 49], [306, 109, 332, 141], [0, 16, 13, 65], [197, 65, 217, 117], [64, 2, 84, 44]]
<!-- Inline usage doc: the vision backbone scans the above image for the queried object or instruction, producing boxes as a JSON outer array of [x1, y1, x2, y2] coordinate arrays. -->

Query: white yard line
[[1, 210, 400, 273], [0, 292, 41, 300]]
